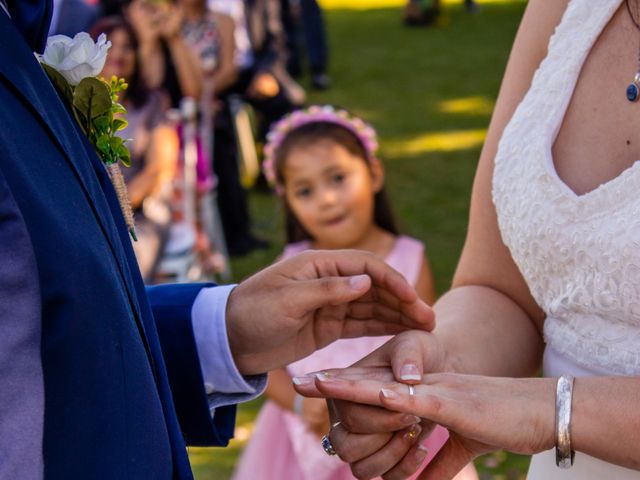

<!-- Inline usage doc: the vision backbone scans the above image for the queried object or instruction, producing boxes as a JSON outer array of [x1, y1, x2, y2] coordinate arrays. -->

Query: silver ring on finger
[[408, 384, 415, 396], [321, 434, 337, 456]]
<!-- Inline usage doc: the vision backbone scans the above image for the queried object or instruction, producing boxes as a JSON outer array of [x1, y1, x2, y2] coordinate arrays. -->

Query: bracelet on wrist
[[555, 374, 575, 469]]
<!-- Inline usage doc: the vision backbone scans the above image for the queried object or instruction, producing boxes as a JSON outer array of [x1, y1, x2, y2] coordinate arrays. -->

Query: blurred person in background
[[201, 0, 304, 255], [281, 0, 331, 90], [181, 0, 238, 95], [123, 0, 203, 107], [92, 16, 179, 282]]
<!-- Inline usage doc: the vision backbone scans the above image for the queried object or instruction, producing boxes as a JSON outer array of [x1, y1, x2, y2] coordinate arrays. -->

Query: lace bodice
[[493, 0, 640, 376]]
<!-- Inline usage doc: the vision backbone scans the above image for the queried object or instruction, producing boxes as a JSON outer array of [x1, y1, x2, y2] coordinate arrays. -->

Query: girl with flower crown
[[232, 106, 478, 480]]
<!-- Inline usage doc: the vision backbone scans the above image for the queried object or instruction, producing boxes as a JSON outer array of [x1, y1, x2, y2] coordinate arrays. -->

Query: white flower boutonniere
[[39, 32, 137, 241]]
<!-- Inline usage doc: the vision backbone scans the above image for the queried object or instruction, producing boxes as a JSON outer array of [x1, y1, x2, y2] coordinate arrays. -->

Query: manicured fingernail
[[380, 388, 398, 399], [402, 414, 421, 425], [292, 376, 314, 386], [400, 364, 421, 381], [315, 372, 332, 382], [349, 274, 369, 290], [403, 423, 422, 441], [415, 445, 429, 462]]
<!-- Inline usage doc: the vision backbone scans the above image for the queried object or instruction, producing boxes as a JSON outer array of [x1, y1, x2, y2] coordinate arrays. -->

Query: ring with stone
[[321, 434, 337, 456]]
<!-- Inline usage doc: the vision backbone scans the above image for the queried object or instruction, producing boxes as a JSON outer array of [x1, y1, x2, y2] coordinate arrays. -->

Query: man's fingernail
[[400, 364, 422, 381], [402, 414, 421, 424], [349, 274, 369, 290], [292, 376, 314, 386], [415, 445, 429, 462], [380, 388, 398, 399], [403, 423, 422, 441]]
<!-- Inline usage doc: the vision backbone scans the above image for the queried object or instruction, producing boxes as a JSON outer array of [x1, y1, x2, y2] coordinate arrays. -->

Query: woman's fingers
[[379, 382, 447, 424], [348, 424, 424, 480], [292, 366, 394, 398]]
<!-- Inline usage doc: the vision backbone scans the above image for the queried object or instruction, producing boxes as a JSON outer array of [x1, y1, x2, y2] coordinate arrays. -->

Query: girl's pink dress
[[232, 236, 451, 480]]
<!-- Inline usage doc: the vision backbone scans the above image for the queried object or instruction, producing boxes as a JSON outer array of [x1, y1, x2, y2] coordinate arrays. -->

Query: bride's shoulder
[[513, 0, 571, 70]]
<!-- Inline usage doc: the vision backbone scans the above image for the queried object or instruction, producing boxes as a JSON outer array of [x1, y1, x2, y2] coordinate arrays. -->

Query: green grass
[[192, 1, 531, 478]]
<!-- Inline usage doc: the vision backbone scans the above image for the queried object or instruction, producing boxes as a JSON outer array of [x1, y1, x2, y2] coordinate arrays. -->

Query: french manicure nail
[[292, 376, 314, 386], [400, 364, 422, 381], [315, 372, 331, 382], [380, 388, 398, 399], [402, 414, 421, 425], [349, 274, 369, 290], [415, 445, 429, 462]]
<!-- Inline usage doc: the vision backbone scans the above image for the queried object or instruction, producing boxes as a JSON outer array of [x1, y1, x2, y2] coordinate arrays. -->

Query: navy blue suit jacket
[[0, 7, 235, 479]]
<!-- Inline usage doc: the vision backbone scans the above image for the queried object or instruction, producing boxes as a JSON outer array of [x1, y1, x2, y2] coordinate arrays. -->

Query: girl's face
[[100, 28, 136, 81], [283, 139, 383, 249]]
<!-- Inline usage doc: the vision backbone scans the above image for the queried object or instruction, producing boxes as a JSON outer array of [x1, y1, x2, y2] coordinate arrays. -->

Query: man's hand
[[225, 250, 434, 375]]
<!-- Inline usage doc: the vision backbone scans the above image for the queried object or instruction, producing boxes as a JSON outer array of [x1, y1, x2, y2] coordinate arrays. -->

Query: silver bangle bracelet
[[555, 375, 575, 468]]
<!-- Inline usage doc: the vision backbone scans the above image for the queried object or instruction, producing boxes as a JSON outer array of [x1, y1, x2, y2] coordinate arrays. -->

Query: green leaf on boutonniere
[[112, 118, 128, 131], [94, 114, 111, 133], [42, 63, 73, 105], [117, 144, 131, 167], [96, 134, 110, 155], [112, 102, 126, 115], [73, 77, 111, 121]]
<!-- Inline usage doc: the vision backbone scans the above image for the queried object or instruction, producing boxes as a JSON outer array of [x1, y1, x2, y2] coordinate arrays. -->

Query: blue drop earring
[[626, 0, 640, 102]]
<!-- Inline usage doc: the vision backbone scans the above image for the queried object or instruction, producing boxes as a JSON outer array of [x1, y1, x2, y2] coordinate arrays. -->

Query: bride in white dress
[[293, 0, 640, 478]]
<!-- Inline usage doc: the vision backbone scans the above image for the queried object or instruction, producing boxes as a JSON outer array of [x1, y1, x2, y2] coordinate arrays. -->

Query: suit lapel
[[0, 11, 149, 352]]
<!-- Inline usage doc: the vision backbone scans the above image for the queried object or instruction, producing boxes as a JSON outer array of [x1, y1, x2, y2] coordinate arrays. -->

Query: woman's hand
[[293, 332, 444, 479], [308, 370, 557, 479]]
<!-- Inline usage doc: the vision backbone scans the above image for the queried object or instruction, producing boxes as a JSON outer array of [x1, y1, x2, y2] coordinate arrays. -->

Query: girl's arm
[[265, 368, 329, 436], [264, 368, 296, 411], [415, 255, 436, 305]]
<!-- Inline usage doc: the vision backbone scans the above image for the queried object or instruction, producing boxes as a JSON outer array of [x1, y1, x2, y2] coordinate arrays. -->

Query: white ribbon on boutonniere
[[38, 32, 138, 241]]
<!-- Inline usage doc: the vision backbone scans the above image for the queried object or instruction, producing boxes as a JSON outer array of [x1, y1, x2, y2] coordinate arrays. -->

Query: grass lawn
[[191, 0, 532, 478]]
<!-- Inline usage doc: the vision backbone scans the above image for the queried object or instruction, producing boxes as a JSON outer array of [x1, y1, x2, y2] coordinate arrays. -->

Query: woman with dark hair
[[92, 16, 179, 281]]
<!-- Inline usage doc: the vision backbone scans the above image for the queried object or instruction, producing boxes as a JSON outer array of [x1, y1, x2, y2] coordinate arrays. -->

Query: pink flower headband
[[262, 105, 379, 189]]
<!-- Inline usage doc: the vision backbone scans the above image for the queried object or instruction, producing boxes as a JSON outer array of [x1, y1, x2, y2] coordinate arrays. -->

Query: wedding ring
[[408, 384, 415, 396], [321, 434, 337, 456]]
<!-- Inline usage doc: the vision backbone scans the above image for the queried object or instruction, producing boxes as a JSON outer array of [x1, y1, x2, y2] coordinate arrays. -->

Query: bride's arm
[[430, 0, 573, 376]]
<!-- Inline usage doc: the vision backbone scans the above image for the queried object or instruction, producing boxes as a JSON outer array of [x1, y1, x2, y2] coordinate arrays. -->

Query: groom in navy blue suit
[[0, 1, 433, 478]]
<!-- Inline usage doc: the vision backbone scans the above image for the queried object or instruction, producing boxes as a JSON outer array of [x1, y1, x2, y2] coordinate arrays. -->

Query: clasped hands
[[223, 250, 555, 479], [293, 331, 557, 480]]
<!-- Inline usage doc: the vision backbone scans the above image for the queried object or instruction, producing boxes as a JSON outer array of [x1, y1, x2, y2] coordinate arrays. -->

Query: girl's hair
[[273, 121, 399, 243], [89, 16, 150, 109]]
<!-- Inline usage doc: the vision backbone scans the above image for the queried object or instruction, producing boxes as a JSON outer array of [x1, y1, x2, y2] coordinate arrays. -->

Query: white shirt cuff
[[191, 284, 258, 395]]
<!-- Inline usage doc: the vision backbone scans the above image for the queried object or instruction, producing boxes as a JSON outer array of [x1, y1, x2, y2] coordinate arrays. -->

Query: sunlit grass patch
[[439, 96, 495, 116], [385, 128, 486, 156]]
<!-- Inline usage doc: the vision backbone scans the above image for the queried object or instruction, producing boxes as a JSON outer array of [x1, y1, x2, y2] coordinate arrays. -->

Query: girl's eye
[[295, 187, 312, 198], [332, 173, 345, 184]]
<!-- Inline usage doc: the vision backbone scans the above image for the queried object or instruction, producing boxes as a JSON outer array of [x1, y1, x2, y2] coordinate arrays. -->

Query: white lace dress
[[492, 0, 640, 477]]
